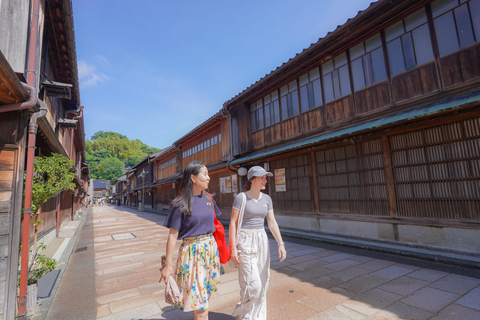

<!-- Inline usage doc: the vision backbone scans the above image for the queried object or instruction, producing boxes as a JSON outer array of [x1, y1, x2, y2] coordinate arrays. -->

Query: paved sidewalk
[[37, 205, 480, 319]]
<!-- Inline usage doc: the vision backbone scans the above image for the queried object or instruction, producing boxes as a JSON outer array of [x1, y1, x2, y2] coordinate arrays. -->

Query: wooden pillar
[[381, 135, 397, 217], [310, 150, 320, 213]]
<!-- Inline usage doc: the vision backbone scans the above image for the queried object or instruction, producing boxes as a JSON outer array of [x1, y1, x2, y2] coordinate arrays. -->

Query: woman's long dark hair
[[171, 160, 212, 214]]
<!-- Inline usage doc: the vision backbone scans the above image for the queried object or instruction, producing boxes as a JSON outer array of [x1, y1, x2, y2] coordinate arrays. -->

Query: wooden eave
[[73, 113, 86, 152], [44, 0, 80, 110], [0, 50, 28, 105], [152, 146, 176, 163], [129, 150, 163, 172], [37, 117, 68, 157], [224, 0, 430, 108]]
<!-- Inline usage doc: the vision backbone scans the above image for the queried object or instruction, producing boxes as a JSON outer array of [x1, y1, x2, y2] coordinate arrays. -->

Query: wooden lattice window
[[390, 117, 480, 220], [155, 184, 176, 210], [316, 139, 388, 215], [270, 154, 315, 213]]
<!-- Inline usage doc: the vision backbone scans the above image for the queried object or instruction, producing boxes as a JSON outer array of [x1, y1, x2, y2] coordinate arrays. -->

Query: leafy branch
[[31, 153, 76, 215]]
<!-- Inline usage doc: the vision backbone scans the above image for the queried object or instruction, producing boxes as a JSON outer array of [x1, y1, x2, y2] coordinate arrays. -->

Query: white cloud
[[78, 60, 110, 88], [94, 55, 109, 65]]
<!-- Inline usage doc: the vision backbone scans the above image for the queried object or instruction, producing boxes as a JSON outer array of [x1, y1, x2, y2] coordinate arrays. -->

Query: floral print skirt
[[174, 233, 223, 311]]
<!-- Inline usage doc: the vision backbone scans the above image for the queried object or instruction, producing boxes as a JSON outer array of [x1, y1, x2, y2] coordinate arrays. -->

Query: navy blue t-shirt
[[163, 194, 222, 239]]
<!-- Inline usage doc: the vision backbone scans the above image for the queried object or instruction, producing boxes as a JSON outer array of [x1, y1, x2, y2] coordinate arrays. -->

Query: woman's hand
[[230, 248, 240, 264], [160, 228, 179, 284], [278, 244, 287, 262], [160, 264, 174, 284]]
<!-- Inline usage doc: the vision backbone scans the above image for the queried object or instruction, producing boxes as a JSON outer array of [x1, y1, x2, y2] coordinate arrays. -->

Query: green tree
[[91, 148, 111, 162], [96, 157, 125, 182], [32, 153, 76, 215], [91, 131, 127, 140], [84, 131, 160, 182], [126, 154, 144, 167], [26, 153, 76, 268]]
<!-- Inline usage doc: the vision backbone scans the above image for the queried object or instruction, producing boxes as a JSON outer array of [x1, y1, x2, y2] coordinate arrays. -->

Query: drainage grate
[[111, 233, 136, 241], [75, 246, 88, 253]]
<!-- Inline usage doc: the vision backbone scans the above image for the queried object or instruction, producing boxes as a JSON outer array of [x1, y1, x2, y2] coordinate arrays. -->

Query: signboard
[[225, 176, 232, 193], [220, 177, 225, 194], [275, 168, 286, 192]]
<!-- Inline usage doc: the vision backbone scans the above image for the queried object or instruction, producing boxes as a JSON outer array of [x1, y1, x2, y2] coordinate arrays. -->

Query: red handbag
[[207, 194, 231, 264]]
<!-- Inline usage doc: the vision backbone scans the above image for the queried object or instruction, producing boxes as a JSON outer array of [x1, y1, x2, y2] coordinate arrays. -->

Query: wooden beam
[[310, 150, 320, 214], [381, 135, 397, 218]]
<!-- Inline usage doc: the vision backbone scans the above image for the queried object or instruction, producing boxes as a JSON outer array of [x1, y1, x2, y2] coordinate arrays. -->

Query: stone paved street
[[38, 205, 480, 320]]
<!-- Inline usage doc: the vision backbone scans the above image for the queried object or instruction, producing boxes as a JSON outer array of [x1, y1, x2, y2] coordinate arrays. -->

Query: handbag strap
[[235, 192, 246, 244]]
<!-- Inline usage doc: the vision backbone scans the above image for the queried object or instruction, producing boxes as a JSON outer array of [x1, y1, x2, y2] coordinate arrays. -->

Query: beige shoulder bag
[[159, 255, 181, 305]]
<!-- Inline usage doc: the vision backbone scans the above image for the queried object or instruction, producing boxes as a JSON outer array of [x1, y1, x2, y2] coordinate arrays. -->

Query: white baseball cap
[[247, 166, 273, 180]]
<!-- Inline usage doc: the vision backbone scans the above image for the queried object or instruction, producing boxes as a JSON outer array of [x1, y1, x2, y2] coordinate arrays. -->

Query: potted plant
[[19, 243, 57, 316], [28, 243, 56, 285]]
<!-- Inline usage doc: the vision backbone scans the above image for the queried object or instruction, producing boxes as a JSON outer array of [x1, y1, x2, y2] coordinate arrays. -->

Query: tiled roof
[[93, 179, 107, 189]]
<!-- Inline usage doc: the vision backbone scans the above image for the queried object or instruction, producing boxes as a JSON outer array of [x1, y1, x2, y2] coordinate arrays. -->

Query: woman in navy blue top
[[161, 160, 222, 320]]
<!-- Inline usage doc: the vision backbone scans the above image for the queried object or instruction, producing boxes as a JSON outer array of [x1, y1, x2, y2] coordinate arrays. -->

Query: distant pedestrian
[[161, 160, 223, 320], [229, 166, 287, 320]]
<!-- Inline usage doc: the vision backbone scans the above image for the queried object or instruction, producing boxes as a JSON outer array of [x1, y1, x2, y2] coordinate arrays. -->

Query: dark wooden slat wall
[[29, 191, 73, 242], [391, 63, 440, 102], [265, 123, 283, 145], [220, 117, 231, 160], [390, 117, 480, 220], [302, 107, 326, 132], [282, 117, 302, 138], [251, 131, 264, 149], [355, 82, 391, 115], [60, 191, 72, 225], [231, 104, 251, 156], [0, 114, 21, 145], [155, 183, 177, 211], [36, 197, 56, 239], [270, 154, 315, 213], [326, 96, 355, 124], [264, 116, 480, 222], [441, 44, 480, 88]]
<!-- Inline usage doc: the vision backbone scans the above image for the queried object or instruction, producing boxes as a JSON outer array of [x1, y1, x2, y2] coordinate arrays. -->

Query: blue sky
[[73, 0, 374, 149]]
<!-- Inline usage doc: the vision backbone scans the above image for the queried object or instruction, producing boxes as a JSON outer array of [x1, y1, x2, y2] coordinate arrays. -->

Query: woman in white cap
[[229, 165, 287, 320]]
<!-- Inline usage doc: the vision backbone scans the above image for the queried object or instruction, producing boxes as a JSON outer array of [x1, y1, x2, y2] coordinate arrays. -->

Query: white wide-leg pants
[[232, 228, 270, 320]]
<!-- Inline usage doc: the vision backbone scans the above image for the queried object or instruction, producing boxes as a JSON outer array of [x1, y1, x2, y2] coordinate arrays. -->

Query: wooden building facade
[[224, 0, 480, 253], [152, 146, 179, 211], [148, 112, 235, 215], [113, 175, 128, 205], [123, 151, 164, 211], [174, 111, 235, 213], [0, 52, 32, 320], [117, 0, 479, 257], [0, 0, 88, 317]]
